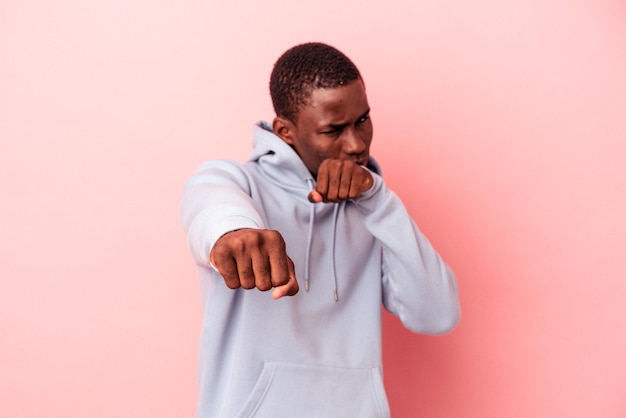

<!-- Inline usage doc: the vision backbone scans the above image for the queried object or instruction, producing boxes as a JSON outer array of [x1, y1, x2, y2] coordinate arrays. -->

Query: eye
[[356, 115, 370, 125], [321, 127, 342, 135]]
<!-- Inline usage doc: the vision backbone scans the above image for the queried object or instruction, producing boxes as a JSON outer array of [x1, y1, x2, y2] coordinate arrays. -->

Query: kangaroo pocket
[[235, 362, 390, 418]]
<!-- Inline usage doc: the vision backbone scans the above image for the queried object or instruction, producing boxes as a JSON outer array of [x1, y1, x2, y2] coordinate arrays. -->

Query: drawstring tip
[[305, 279, 309, 292], [333, 289, 339, 302]]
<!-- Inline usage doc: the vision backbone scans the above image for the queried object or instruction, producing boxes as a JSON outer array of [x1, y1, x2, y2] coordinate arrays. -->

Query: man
[[181, 42, 460, 418]]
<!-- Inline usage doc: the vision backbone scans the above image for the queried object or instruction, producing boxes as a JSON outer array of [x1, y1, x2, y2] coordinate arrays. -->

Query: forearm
[[181, 160, 265, 266]]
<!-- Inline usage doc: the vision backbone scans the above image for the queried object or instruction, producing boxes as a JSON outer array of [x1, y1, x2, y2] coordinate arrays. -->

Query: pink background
[[2, 0, 625, 417]]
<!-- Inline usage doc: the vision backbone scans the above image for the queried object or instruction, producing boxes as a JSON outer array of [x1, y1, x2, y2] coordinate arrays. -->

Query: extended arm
[[181, 160, 298, 298]]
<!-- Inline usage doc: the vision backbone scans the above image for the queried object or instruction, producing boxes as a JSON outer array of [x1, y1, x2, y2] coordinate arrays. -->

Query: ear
[[272, 116, 296, 145]]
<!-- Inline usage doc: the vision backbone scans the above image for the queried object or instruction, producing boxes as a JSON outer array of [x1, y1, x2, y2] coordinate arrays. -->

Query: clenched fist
[[308, 159, 373, 203], [210, 228, 299, 299]]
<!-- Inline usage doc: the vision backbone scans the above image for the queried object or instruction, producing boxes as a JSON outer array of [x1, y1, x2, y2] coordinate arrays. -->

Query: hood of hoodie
[[247, 121, 314, 200]]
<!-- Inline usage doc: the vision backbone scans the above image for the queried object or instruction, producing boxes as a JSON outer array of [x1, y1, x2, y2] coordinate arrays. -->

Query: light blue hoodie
[[181, 121, 460, 418]]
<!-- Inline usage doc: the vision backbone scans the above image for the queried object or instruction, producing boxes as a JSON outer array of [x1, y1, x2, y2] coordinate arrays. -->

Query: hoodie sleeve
[[355, 172, 460, 335], [180, 160, 265, 267]]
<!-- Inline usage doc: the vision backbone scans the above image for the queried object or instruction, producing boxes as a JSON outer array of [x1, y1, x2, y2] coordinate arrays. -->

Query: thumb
[[272, 257, 299, 299], [308, 189, 323, 203]]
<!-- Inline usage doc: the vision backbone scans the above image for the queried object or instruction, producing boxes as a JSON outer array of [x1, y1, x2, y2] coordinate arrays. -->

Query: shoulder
[[185, 159, 255, 190]]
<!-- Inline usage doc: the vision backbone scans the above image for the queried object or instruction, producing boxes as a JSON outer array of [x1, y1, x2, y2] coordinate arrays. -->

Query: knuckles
[[212, 228, 291, 294], [256, 280, 273, 291], [216, 229, 285, 256], [222, 274, 241, 289], [316, 159, 370, 202]]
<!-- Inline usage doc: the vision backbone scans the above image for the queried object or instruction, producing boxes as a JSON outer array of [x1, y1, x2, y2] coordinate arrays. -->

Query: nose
[[342, 128, 367, 156]]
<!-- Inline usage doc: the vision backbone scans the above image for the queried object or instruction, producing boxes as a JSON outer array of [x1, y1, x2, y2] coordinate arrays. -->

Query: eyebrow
[[324, 109, 370, 130]]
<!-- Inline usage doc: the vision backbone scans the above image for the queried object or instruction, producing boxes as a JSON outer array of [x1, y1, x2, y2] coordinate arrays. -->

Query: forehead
[[296, 81, 369, 125]]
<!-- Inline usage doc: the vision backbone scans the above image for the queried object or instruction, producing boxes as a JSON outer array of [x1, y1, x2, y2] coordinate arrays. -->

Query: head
[[270, 42, 373, 177]]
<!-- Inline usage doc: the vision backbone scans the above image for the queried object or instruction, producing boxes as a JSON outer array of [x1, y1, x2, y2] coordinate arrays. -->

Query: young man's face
[[275, 80, 373, 178]]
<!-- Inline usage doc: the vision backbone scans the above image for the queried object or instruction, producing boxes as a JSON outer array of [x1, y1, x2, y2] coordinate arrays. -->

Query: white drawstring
[[331, 203, 340, 302], [304, 178, 315, 293], [304, 177, 340, 302]]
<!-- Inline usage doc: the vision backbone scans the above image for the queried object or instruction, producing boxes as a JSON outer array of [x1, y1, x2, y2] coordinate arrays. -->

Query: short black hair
[[270, 42, 362, 122]]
